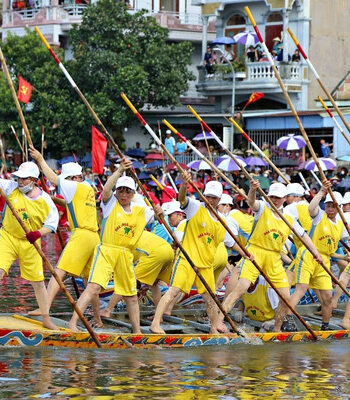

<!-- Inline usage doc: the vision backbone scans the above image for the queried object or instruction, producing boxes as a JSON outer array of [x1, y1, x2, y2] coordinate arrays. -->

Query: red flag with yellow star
[[17, 76, 33, 104], [244, 92, 264, 108]]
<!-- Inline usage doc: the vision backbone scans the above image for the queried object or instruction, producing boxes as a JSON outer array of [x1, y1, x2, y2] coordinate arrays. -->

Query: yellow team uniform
[[227, 209, 254, 257], [89, 199, 151, 296], [293, 212, 344, 290], [57, 178, 99, 278], [240, 202, 295, 288], [241, 276, 277, 322], [0, 187, 57, 281], [171, 202, 226, 294], [132, 230, 174, 286]]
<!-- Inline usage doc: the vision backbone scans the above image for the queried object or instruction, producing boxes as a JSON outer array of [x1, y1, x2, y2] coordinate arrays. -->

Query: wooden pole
[[0, 133, 7, 174], [11, 125, 25, 159], [0, 186, 101, 347], [245, 7, 350, 240]]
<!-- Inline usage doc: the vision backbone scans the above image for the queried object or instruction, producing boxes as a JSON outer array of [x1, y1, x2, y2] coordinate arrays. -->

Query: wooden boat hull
[[0, 315, 349, 349]]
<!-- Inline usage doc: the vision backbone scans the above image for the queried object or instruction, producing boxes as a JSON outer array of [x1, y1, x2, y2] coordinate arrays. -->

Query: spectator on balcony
[[196, 141, 207, 155], [255, 44, 263, 61], [221, 44, 235, 64], [164, 130, 176, 156], [176, 138, 187, 155], [320, 139, 333, 158], [272, 37, 283, 57], [292, 49, 301, 62], [204, 46, 214, 77], [246, 45, 258, 62]]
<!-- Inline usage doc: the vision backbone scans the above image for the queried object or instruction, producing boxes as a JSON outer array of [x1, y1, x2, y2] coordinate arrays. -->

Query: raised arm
[[102, 158, 132, 203], [178, 170, 191, 207], [29, 145, 58, 185], [247, 179, 260, 212], [308, 179, 330, 217]]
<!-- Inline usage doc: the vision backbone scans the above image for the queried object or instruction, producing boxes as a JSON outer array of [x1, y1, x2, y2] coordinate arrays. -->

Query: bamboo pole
[[0, 133, 7, 174], [11, 125, 25, 159], [288, 28, 350, 144], [123, 94, 318, 340], [244, 6, 350, 240], [187, 106, 350, 303]]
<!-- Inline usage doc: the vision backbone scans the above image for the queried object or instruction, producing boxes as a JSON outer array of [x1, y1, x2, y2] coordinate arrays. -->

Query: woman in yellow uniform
[[0, 162, 58, 329], [29, 146, 100, 315]]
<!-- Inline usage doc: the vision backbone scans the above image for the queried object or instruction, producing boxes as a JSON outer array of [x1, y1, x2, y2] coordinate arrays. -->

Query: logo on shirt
[[115, 223, 135, 238], [198, 232, 215, 245], [272, 233, 279, 240]]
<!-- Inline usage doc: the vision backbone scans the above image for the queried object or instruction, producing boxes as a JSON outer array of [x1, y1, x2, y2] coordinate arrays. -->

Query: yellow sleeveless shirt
[[228, 209, 254, 247], [242, 283, 275, 322], [309, 213, 344, 255], [293, 202, 312, 250]]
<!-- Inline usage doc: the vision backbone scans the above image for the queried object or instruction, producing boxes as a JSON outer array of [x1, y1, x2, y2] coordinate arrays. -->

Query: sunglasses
[[116, 187, 134, 194]]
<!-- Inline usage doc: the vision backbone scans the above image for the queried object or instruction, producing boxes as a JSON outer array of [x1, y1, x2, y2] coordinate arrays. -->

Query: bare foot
[[209, 327, 219, 334], [42, 318, 59, 331], [149, 325, 165, 334], [100, 309, 112, 318], [217, 320, 229, 333], [340, 320, 350, 330], [133, 330, 142, 334], [28, 308, 41, 316]]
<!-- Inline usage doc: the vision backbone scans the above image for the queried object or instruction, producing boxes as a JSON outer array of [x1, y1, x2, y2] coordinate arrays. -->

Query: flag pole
[[187, 105, 350, 304], [11, 125, 25, 159], [123, 94, 318, 340], [245, 6, 350, 239], [163, 119, 248, 200], [288, 28, 350, 144], [200, 122, 217, 180], [0, 133, 7, 174]]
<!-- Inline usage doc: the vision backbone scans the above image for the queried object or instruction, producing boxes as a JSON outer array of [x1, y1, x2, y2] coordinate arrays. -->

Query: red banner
[[92, 126, 108, 175], [17, 76, 33, 104], [244, 92, 264, 108]]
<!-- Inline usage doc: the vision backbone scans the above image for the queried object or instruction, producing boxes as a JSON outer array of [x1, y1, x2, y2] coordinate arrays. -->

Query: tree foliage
[[0, 1, 194, 157]]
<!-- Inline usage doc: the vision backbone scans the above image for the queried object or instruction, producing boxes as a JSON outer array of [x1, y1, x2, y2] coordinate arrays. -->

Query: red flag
[[244, 92, 264, 108], [92, 126, 108, 175], [17, 76, 33, 104]]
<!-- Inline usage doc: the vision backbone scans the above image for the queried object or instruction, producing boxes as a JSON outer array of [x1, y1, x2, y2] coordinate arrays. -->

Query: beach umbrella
[[125, 149, 146, 158], [276, 134, 307, 151], [215, 155, 247, 171], [166, 162, 188, 171], [138, 171, 150, 180], [192, 132, 215, 141], [144, 153, 165, 160], [304, 157, 336, 171], [233, 30, 259, 47], [187, 160, 212, 170], [245, 156, 267, 167], [58, 155, 76, 165], [212, 36, 235, 45], [132, 160, 144, 169], [145, 160, 163, 169]]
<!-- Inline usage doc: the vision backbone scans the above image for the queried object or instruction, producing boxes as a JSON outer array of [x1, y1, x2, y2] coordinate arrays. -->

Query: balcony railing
[[247, 61, 301, 81]]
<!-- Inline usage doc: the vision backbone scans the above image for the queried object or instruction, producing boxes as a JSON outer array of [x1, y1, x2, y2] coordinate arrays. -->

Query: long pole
[[0, 186, 101, 347], [33, 28, 245, 337], [188, 106, 350, 302], [0, 45, 97, 343], [123, 94, 318, 340], [11, 125, 25, 159], [245, 6, 350, 240], [0, 133, 7, 174], [288, 28, 350, 144], [163, 119, 248, 200]]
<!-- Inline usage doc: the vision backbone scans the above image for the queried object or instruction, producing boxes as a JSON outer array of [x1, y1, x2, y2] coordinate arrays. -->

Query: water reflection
[[0, 343, 349, 399]]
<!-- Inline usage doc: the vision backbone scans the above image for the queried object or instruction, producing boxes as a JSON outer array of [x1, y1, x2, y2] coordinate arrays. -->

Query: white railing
[[63, 4, 87, 16], [247, 61, 301, 81]]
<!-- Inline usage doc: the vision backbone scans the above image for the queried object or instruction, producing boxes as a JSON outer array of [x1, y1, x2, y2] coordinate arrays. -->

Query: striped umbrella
[[277, 134, 306, 151], [304, 158, 336, 171], [233, 30, 259, 47], [192, 132, 215, 141], [245, 156, 268, 167], [187, 160, 212, 170], [215, 155, 246, 171]]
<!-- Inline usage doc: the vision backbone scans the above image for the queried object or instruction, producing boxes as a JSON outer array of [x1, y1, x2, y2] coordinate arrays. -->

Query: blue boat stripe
[[67, 202, 78, 229], [297, 249, 307, 283], [88, 244, 102, 282]]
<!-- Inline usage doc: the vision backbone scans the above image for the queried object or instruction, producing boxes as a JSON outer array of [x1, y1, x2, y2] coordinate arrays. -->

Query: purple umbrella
[[277, 134, 306, 151], [245, 156, 268, 167], [233, 30, 259, 47], [212, 36, 235, 45], [192, 132, 215, 141], [187, 160, 212, 170], [215, 155, 246, 171], [304, 158, 336, 171]]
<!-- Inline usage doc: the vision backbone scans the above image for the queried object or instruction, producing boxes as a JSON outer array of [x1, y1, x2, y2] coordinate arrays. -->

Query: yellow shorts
[[133, 241, 174, 286], [57, 228, 100, 278], [0, 229, 43, 281], [293, 248, 332, 290], [213, 242, 228, 282], [89, 244, 136, 296], [240, 244, 289, 288], [170, 256, 215, 294]]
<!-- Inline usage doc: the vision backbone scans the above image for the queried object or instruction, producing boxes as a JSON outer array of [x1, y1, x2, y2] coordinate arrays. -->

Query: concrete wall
[[308, 0, 350, 108]]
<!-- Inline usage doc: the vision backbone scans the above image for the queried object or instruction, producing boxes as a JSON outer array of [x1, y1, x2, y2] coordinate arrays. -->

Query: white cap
[[12, 162, 39, 179], [218, 193, 233, 206], [115, 176, 136, 191], [166, 129, 171, 135], [61, 162, 82, 179], [267, 182, 287, 198], [164, 201, 185, 216], [343, 192, 350, 205], [286, 183, 305, 197], [325, 191, 343, 205], [203, 181, 223, 198]]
